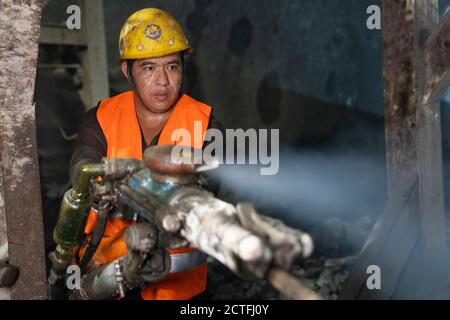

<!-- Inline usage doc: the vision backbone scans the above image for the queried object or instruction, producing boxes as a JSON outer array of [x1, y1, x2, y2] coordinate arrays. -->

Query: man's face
[[123, 53, 183, 113]]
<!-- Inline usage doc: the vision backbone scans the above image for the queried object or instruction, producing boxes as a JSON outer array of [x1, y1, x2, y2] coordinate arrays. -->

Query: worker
[[69, 8, 224, 300]]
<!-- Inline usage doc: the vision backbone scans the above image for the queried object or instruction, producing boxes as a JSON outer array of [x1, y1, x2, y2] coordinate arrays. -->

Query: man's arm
[[69, 107, 107, 185]]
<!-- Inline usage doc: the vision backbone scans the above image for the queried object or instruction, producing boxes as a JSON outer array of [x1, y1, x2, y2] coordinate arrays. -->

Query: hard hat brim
[[119, 46, 193, 64]]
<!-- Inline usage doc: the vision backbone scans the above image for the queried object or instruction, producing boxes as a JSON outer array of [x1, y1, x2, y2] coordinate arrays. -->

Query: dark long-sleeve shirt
[[70, 104, 225, 193]]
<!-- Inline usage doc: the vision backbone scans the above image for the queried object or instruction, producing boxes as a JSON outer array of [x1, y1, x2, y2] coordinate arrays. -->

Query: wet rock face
[[257, 70, 282, 126], [227, 17, 254, 58], [103, 0, 385, 124]]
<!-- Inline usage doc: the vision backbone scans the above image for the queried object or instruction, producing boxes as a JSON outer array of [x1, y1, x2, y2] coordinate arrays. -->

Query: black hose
[[78, 202, 109, 274]]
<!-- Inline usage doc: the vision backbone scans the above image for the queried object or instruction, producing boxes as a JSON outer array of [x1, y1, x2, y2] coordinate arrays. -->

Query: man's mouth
[[153, 92, 169, 102]]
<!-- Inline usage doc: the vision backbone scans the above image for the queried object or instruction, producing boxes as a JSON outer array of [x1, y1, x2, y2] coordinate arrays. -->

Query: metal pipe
[[73, 163, 105, 194], [53, 163, 105, 262], [49, 163, 105, 299]]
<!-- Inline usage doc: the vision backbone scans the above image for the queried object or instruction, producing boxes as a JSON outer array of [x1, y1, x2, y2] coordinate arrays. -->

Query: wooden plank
[[415, 97, 449, 297], [424, 9, 450, 103], [78, 0, 109, 110], [0, 0, 47, 299], [381, 0, 421, 194], [414, 0, 449, 298], [39, 26, 87, 46]]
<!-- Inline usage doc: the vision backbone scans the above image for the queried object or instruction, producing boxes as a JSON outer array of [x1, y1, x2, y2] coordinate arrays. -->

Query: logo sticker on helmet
[[144, 24, 162, 40]]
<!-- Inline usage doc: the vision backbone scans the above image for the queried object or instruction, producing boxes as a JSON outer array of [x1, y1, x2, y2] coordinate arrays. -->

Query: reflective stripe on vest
[[170, 251, 207, 273], [90, 90, 212, 300]]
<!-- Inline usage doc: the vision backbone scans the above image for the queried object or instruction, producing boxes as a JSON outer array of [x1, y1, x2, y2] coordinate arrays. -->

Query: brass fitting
[[49, 163, 105, 299]]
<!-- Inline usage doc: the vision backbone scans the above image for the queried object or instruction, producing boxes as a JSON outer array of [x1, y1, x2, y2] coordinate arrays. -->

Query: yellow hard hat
[[119, 8, 193, 61]]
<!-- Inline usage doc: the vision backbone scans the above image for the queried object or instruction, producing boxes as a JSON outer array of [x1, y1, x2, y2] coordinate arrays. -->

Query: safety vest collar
[[97, 91, 212, 159]]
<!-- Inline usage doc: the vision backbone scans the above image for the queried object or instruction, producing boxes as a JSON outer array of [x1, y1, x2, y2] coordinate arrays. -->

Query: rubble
[[205, 255, 355, 300]]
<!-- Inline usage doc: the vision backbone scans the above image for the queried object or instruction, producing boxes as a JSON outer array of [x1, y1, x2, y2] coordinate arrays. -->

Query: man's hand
[[121, 223, 171, 288], [122, 248, 171, 288]]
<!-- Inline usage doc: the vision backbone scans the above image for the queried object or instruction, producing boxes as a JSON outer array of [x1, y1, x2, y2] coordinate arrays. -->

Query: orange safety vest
[[80, 91, 212, 300]]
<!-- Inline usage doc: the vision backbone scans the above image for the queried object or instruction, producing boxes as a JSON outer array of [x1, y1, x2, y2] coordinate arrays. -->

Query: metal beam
[[424, 9, 450, 103], [39, 26, 87, 46], [78, 0, 109, 110], [39, 0, 109, 111], [341, 0, 449, 299], [414, 0, 449, 298], [382, 0, 421, 193]]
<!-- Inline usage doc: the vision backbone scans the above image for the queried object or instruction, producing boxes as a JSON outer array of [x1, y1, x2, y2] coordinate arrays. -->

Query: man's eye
[[143, 66, 154, 71], [168, 65, 179, 71]]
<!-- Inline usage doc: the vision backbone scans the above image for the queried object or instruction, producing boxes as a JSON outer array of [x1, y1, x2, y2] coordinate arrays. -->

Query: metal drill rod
[[267, 267, 322, 300]]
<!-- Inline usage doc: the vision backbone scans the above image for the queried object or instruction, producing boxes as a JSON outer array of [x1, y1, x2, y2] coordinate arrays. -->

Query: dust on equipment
[[48, 145, 320, 300]]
